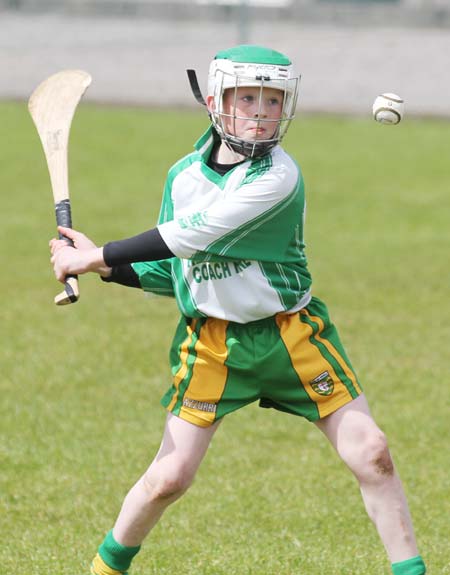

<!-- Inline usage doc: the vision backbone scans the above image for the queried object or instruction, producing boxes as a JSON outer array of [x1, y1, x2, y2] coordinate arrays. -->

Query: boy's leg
[[114, 412, 220, 545], [92, 413, 220, 573], [314, 394, 425, 571]]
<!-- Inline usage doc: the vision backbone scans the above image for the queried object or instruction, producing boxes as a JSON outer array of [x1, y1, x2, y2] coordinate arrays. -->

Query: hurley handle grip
[[54, 199, 79, 305]]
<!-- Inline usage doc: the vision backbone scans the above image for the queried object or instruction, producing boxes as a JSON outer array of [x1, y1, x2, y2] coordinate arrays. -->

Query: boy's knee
[[369, 434, 394, 477], [143, 463, 195, 502], [343, 430, 394, 482]]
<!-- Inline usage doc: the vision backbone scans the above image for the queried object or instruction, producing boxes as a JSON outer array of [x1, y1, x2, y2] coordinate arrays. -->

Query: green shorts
[[161, 296, 362, 427]]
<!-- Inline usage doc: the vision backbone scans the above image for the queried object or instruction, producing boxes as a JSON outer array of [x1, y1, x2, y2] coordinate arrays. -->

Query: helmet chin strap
[[223, 133, 278, 159]]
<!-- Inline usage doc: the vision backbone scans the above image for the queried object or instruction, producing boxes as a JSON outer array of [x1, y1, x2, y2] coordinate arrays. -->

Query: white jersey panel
[[158, 147, 299, 259], [183, 259, 280, 322]]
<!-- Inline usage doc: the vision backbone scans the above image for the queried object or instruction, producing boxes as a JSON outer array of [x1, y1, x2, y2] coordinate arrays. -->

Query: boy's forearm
[[103, 228, 174, 267]]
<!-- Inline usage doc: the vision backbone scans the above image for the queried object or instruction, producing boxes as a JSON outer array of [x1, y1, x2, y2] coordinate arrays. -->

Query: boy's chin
[[241, 133, 274, 142]]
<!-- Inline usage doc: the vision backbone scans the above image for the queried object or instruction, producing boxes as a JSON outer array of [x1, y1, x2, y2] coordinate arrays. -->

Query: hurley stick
[[28, 69, 92, 305]]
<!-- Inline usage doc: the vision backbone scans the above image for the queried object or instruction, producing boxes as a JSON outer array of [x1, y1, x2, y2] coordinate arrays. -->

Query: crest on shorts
[[310, 371, 334, 396]]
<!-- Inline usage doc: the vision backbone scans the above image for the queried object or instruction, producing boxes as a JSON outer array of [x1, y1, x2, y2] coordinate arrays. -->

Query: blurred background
[[1, 0, 450, 116]]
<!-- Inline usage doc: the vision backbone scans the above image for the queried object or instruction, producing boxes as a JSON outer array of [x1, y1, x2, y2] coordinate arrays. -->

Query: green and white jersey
[[133, 127, 312, 323]]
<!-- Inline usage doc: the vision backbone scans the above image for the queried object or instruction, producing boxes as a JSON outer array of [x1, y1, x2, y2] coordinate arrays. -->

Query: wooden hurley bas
[[28, 69, 92, 305]]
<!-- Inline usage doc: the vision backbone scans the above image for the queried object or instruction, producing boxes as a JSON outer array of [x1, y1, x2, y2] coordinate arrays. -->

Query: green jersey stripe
[[202, 181, 299, 261], [241, 154, 273, 186], [199, 161, 243, 189], [170, 263, 190, 316], [258, 261, 304, 310], [258, 262, 285, 308], [171, 260, 206, 318]]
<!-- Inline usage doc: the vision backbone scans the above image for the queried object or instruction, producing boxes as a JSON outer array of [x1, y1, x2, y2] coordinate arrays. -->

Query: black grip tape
[[55, 199, 74, 245], [55, 199, 78, 292]]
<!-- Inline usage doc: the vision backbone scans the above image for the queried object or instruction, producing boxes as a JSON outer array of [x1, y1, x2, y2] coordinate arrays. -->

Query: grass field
[[1, 101, 449, 575]]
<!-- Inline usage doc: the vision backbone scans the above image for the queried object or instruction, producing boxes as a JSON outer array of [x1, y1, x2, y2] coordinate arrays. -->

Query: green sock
[[98, 530, 141, 572], [392, 555, 426, 575]]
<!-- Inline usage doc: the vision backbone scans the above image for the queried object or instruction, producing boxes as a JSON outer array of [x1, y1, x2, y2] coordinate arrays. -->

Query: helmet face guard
[[209, 66, 299, 158]]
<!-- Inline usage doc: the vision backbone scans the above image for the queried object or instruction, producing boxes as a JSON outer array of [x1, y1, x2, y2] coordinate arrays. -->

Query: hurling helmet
[[204, 45, 300, 158]]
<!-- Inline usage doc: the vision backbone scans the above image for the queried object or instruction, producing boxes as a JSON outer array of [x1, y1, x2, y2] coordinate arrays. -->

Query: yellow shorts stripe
[[277, 312, 354, 418], [167, 318, 198, 412], [179, 318, 229, 426], [303, 309, 362, 395]]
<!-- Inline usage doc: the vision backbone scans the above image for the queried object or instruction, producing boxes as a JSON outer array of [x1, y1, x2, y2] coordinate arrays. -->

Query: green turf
[[1, 102, 448, 574]]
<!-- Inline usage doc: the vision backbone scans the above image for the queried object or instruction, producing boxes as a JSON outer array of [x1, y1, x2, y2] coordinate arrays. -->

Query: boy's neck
[[214, 141, 246, 165]]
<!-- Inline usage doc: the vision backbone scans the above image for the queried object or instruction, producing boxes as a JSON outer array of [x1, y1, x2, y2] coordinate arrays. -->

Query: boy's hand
[[53, 226, 97, 251], [50, 226, 112, 281]]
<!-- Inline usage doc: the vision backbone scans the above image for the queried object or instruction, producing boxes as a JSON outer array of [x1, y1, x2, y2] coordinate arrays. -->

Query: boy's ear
[[206, 95, 216, 113]]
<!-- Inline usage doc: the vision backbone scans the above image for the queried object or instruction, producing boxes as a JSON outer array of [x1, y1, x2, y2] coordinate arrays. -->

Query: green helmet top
[[214, 45, 292, 66]]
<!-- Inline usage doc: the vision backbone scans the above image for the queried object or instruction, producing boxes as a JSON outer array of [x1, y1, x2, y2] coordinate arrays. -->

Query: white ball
[[372, 93, 404, 125]]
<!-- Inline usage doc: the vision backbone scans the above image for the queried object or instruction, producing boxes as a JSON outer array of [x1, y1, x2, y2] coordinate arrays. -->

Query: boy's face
[[208, 86, 285, 142]]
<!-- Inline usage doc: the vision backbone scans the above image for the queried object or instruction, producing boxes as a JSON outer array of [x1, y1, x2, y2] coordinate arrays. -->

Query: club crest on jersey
[[310, 371, 334, 396]]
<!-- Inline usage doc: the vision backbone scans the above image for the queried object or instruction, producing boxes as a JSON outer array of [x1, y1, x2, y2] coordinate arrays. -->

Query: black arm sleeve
[[103, 227, 174, 267], [101, 264, 141, 288]]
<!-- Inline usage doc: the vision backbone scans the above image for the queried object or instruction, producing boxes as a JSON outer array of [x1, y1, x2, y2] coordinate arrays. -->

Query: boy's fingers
[[57, 226, 81, 240], [50, 239, 68, 254]]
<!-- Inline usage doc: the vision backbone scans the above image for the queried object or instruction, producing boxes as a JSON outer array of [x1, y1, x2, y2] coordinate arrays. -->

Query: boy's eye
[[240, 95, 281, 106]]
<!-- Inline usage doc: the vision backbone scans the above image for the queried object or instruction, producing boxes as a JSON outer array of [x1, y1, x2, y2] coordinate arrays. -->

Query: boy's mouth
[[248, 126, 267, 137]]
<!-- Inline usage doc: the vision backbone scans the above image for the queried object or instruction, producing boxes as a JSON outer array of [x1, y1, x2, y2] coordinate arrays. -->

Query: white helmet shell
[[207, 59, 298, 96]]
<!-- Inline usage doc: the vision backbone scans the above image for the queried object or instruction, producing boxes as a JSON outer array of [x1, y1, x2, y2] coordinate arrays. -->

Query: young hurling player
[[50, 45, 427, 575]]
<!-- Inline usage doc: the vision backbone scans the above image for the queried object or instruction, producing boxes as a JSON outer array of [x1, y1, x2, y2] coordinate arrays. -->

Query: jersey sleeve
[[131, 259, 175, 297], [129, 172, 177, 297], [157, 158, 304, 264]]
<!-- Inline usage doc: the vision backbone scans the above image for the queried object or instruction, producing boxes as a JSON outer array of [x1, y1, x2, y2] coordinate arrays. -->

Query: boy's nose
[[253, 105, 268, 118]]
